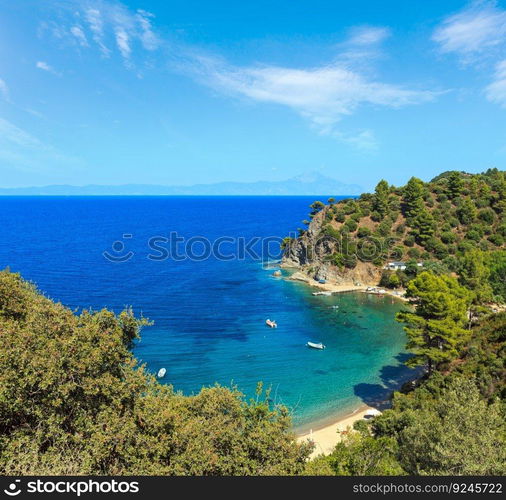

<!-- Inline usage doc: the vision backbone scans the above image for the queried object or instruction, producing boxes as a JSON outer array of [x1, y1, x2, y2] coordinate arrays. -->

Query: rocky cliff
[[281, 207, 381, 286]]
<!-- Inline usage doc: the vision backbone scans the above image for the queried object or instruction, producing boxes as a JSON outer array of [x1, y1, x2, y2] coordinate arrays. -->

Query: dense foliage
[[303, 169, 506, 302], [0, 270, 310, 475], [396, 272, 471, 373]]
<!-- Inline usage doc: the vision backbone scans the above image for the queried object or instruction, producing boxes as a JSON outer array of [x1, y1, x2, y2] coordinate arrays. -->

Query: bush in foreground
[[0, 270, 310, 475]]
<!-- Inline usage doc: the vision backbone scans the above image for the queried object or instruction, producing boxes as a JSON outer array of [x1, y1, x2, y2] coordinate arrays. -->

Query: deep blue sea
[[0, 196, 415, 431]]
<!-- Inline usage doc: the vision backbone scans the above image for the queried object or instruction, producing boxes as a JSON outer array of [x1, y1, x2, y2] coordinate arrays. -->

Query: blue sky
[[1, 0, 506, 190]]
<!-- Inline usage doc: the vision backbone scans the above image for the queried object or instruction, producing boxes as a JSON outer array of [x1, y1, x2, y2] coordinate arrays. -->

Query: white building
[[384, 261, 424, 271]]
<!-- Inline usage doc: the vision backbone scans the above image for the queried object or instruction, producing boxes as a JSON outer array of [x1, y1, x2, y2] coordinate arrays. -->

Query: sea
[[0, 195, 415, 431]]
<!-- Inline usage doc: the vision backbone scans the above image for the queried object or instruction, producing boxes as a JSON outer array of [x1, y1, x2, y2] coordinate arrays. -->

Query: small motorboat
[[312, 291, 332, 296], [306, 341, 325, 350], [365, 408, 382, 417], [157, 368, 167, 378], [265, 319, 277, 328]]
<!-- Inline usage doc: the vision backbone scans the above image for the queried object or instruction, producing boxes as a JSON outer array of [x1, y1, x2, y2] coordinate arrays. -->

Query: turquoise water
[[0, 196, 414, 430]]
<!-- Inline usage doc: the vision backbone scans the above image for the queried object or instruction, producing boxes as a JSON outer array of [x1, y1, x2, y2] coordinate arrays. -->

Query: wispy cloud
[[333, 130, 379, 151], [433, 1, 506, 108], [0, 117, 83, 173], [43, 1, 438, 150], [432, 0, 506, 63], [136, 9, 158, 51], [114, 27, 131, 60], [46, 0, 160, 65], [182, 52, 438, 146], [70, 25, 89, 47], [84, 7, 110, 56], [485, 59, 506, 107], [36, 61, 61, 76], [347, 26, 391, 47], [0, 78, 10, 102]]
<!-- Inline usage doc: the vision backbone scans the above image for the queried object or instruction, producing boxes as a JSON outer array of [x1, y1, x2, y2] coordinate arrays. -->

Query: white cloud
[[36, 61, 61, 76], [334, 130, 379, 151], [70, 25, 89, 46], [36, 61, 51, 72], [485, 59, 506, 106], [0, 78, 10, 101], [433, 1, 506, 110], [114, 27, 131, 60], [78, 2, 158, 63], [136, 9, 159, 51], [0, 117, 83, 172], [85, 7, 110, 56], [185, 54, 438, 142], [0, 117, 46, 149], [433, 0, 506, 63], [43, 1, 438, 149], [347, 26, 391, 46]]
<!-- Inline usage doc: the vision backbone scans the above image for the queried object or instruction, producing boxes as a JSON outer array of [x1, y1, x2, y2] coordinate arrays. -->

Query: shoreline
[[279, 264, 411, 458], [296, 405, 378, 459], [282, 268, 409, 302]]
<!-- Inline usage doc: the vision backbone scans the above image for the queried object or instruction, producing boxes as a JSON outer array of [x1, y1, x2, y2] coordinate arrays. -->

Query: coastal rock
[[282, 208, 381, 286]]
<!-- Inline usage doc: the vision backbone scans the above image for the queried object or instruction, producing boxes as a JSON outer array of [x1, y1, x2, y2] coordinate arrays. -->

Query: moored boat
[[157, 368, 167, 378], [306, 341, 325, 350]]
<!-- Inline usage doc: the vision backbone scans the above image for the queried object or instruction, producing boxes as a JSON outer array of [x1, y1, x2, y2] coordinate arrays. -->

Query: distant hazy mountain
[[0, 172, 363, 196]]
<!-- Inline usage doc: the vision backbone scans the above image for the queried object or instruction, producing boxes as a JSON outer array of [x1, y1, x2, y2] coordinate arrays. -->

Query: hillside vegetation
[[283, 169, 506, 300]]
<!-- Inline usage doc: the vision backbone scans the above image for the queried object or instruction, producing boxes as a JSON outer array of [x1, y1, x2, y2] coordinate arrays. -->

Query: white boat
[[157, 368, 166, 378], [365, 408, 382, 417], [312, 291, 332, 296], [306, 341, 325, 350], [265, 319, 277, 328]]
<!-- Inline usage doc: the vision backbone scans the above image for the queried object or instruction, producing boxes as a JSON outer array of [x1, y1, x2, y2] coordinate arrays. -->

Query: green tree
[[458, 250, 493, 323], [395, 377, 506, 475], [309, 201, 325, 216], [372, 180, 390, 219], [486, 250, 506, 302], [402, 177, 425, 219], [411, 209, 436, 245], [305, 432, 403, 476], [447, 171, 464, 199], [396, 272, 471, 374], [457, 198, 477, 225]]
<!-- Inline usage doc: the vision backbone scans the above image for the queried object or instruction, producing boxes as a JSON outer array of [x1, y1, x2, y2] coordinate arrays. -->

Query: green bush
[[0, 271, 310, 475]]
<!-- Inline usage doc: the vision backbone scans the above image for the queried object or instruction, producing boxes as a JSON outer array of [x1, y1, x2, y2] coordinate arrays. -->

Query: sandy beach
[[297, 406, 377, 459], [285, 270, 409, 302]]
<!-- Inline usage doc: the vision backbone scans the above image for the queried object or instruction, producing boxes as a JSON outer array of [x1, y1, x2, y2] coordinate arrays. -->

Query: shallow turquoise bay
[[0, 196, 414, 430]]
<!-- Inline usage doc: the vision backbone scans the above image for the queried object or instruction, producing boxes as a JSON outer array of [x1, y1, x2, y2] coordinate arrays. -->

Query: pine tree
[[396, 272, 471, 374], [372, 180, 390, 219], [458, 250, 493, 326], [447, 171, 464, 199], [402, 177, 425, 219], [457, 198, 477, 224], [412, 209, 436, 245]]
